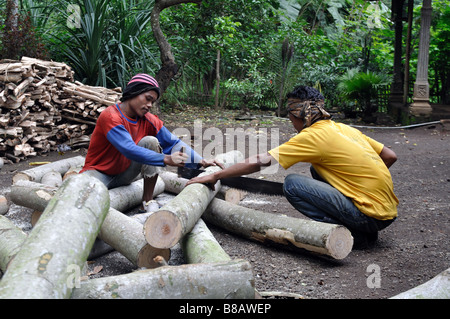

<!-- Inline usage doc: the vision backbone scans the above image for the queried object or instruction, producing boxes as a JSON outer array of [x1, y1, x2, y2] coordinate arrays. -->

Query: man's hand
[[164, 151, 188, 167], [200, 158, 225, 170], [185, 173, 219, 191]]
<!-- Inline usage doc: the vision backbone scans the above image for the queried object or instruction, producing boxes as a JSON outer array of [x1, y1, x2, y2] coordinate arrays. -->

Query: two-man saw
[[177, 166, 284, 196]]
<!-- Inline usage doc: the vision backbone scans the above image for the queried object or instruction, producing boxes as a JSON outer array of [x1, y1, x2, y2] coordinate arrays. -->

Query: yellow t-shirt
[[269, 120, 398, 220]]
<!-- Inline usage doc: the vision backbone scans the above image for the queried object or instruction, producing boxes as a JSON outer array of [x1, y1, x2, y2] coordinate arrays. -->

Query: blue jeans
[[283, 167, 394, 235]]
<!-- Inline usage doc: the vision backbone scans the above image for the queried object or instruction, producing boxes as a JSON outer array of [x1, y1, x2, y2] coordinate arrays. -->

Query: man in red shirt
[[81, 74, 221, 211]]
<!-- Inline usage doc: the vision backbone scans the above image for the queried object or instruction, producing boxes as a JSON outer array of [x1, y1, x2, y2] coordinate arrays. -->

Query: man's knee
[[138, 136, 161, 153]]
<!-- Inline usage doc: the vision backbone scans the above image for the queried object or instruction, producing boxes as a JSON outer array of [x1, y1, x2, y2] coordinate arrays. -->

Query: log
[[203, 199, 353, 260], [70, 259, 255, 299], [40, 170, 63, 187], [107, 177, 165, 213], [9, 178, 169, 267], [12, 155, 85, 183], [0, 174, 110, 299], [390, 267, 450, 299], [0, 194, 11, 215], [143, 151, 244, 249], [159, 173, 353, 260], [181, 218, 231, 264], [98, 207, 170, 268], [0, 215, 28, 273]]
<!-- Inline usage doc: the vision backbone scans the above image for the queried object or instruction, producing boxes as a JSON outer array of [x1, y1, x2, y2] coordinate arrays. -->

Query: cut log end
[[137, 245, 171, 269], [325, 226, 353, 260], [143, 210, 182, 249]]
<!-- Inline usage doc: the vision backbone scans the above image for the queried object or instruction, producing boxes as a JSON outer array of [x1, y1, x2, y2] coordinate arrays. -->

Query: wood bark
[[9, 177, 169, 267], [203, 199, 353, 260], [159, 172, 353, 260], [390, 267, 450, 299], [71, 259, 255, 299], [150, 0, 201, 113], [0, 174, 110, 299], [40, 170, 63, 187], [98, 207, 170, 268], [12, 155, 85, 184], [181, 218, 231, 264], [0, 215, 27, 273], [0, 195, 11, 215], [143, 151, 243, 249]]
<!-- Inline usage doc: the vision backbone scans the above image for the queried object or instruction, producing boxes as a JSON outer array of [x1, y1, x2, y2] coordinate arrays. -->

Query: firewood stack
[[0, 57, 121, 163]]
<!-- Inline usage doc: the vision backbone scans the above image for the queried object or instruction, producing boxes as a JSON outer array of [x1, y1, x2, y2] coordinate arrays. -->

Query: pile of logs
[[0, 57, 121, 163], [0, 153, 357, 299]]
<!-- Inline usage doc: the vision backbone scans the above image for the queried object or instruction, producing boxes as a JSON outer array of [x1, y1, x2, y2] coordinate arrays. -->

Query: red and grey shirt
[[80, 104, 202, 175]]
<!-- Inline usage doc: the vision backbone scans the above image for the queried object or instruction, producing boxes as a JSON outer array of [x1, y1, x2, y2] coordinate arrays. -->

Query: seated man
[[187, 85, 398, 248], [81, 73, 221, 211]]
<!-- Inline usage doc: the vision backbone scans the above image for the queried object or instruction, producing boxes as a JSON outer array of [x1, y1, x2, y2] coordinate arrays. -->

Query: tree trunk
[[151, 0, 202, 114], [214, 48, 221, 109], [390, 267, 450, 299], [0, 174, 110, 299], [203, 199, 353, 260], [0, 195, 11, 215], [12, 156, 85, 184], [9, 178, 169, 268], [158, 173, 353, 260], [71, 259, 255, 299], [181, 218, 231, 264], [0, 215, 27, 273], [40, 170, 63, 187], [98, 207, 171, 268], [143, 151, 243, 249]]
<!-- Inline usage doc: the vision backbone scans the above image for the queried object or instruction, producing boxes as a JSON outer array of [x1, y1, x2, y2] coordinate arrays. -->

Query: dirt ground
[[1, 106, 449, 300]]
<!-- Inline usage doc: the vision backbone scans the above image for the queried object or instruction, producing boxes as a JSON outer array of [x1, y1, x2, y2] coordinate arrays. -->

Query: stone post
[[410, 0, 433, 116]]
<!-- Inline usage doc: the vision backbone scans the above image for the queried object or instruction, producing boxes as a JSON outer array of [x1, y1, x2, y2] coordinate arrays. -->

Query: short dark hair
[[286, 85, 324, 101]]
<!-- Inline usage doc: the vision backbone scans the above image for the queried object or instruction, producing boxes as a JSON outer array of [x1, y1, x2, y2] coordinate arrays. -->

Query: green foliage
[[337, 68, 388, 118]]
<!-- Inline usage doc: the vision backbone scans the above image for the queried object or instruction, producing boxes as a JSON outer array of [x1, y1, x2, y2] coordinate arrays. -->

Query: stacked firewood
[[0, 57, 121, 163]]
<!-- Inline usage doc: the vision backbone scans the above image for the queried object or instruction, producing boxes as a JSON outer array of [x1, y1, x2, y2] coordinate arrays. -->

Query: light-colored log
[[98, 207, 170, 268], [0, 215, 28, 273], [9, 178, 169, 268], [181, 218, 231, 264], [0, 195, 11, 215], [0, 174, 110, 299], [203, 199, 353, 260], [143, 151, 243, 249], [40, 170, 63, 187], [71, 259, 255, 299], [390, 267, 450, 299], [12, 156, 85, 183], [160, 172, 353, 260]]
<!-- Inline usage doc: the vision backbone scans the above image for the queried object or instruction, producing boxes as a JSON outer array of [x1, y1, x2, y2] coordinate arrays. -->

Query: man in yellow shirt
[[187, 86, 398, 248]]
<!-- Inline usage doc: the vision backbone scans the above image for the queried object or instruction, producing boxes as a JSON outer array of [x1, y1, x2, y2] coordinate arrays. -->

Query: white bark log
[[71, 259, 255, 299], [390, 267, 450, 299], [0, 174, 110, 299], [181, 218, 231, 264], [160, 173, 353, 260], [9, 178, 169, 267], [143, 151, 243, 249], [40, 170, 63, 187], [98, 207, 170, 268], [0, 215, 28, 273], [203, 199, 353, 260], [0, 195, 11, 215], [12, 156, 85, 184]]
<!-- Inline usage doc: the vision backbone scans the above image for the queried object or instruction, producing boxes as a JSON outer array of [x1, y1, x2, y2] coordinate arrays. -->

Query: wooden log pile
[[1, 156, 257, 299], [0, 57, 121, 163]]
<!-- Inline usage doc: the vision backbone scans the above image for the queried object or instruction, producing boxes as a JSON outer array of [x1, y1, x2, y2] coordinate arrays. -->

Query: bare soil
[[1, 106, 449, 300]]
